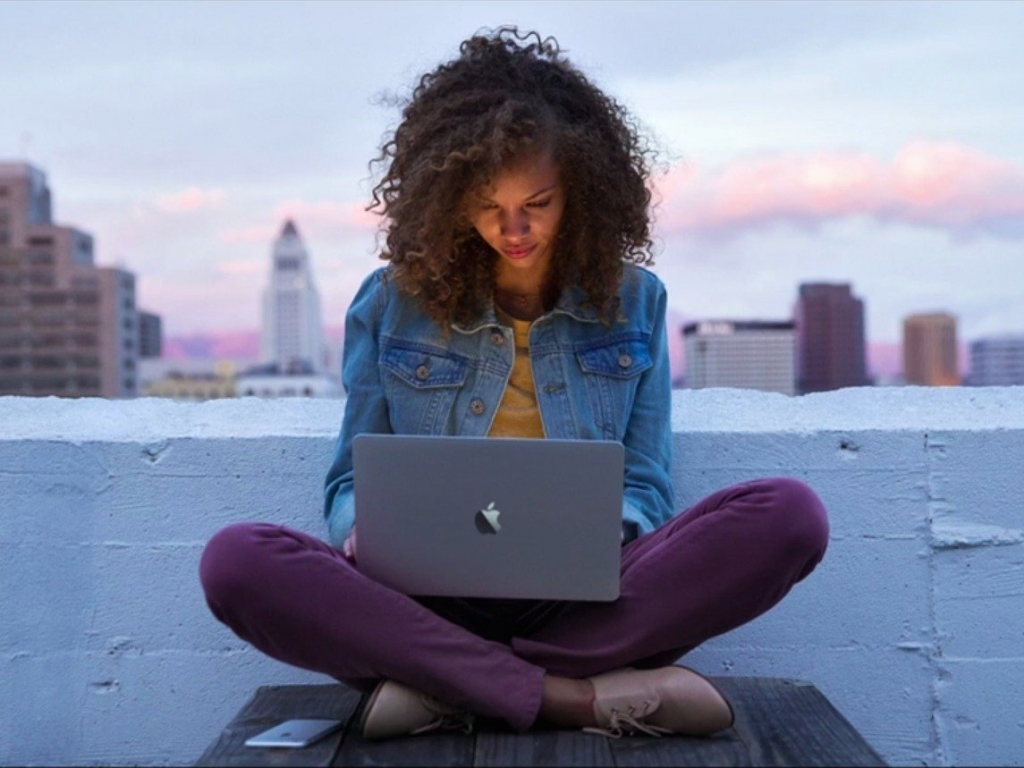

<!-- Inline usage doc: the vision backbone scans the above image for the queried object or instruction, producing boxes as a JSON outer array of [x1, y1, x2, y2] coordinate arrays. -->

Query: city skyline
[[3, 1, 1023, 350]]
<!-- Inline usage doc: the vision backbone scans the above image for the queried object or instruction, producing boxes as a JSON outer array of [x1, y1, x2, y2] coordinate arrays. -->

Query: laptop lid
[[353, 434, 623, 601]]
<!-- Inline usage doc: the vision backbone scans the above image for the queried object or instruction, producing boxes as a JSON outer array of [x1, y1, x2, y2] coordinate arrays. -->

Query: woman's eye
[[528, 199, 551, 209]]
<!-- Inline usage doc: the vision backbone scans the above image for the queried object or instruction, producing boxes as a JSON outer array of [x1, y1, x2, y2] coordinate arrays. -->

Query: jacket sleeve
[[620, 276, 675, 542], [322, 269, 393, 548]]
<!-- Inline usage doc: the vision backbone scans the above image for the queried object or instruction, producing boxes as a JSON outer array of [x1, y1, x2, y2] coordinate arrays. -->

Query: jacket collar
[[452, 285, 602, 334]]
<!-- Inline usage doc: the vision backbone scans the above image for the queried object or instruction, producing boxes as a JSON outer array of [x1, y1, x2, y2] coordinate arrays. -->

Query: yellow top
[[487, 312, 545, 439]]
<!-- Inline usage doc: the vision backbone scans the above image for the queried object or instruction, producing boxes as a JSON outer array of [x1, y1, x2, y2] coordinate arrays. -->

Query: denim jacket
[[323, 263, 676, 548]]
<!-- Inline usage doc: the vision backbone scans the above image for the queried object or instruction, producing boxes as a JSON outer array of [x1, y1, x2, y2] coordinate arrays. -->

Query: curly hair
[[369, 26, 657, 327]]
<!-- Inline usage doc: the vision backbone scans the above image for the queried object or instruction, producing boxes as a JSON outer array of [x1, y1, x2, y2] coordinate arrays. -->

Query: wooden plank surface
[[474, 728, 615, 767], [713, 677, 886, 767], [335, 729, 476, 767], [195, 684, 360, 767], [197, 677, 887, 767], [608, 728, 751, 767]]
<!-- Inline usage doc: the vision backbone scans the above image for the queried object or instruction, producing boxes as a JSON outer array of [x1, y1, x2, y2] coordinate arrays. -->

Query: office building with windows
[[794, 282, 868, 393], [969, 335, 1024, 386], [138, 310, 163, 359], [0, 162, 144, 397], [903, 312, 960, 386], [683, 320, 796, 395]]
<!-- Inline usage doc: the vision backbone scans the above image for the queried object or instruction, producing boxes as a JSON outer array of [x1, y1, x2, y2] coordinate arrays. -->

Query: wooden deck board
[[608, 730, 751, 767], [474, 728, 615, 767], [195, 677, 887, 767], [195, 684, 360, 767], [713, 677, 886, 767], [335, 729, 476, 767]]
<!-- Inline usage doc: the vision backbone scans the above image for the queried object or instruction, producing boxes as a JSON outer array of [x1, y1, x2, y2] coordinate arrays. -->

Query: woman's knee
[[199, 522, 276, 606], [757, 477, 831, 562]]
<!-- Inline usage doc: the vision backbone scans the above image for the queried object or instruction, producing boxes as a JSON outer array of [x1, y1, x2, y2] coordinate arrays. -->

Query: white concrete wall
[[2, 388, 1023, 766]]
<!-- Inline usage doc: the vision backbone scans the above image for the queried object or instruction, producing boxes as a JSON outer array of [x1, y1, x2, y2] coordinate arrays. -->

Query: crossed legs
[[200, 476, 829, 731]]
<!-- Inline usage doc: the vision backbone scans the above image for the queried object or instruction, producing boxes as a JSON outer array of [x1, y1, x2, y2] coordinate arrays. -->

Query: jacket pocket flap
[[380, 344, 469, 388], [576, 336, 652, 378]]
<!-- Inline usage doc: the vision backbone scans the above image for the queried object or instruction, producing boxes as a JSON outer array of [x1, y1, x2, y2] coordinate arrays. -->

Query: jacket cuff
[[621, 500, 650, 544], [326, 491, 356, 549]]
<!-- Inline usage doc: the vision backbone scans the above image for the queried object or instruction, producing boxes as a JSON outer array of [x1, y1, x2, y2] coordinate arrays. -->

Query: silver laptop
[[353, 434, 624, 601]]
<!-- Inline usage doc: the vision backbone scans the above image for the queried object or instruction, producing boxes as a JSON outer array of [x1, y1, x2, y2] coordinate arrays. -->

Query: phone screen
[[244, 718, 344, 748]]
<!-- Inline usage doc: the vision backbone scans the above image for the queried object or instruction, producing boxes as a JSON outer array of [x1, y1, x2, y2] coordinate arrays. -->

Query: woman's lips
[[502, 243, 537, 259]]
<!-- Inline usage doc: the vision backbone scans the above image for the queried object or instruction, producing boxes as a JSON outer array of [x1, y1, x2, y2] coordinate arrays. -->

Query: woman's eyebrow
[[526, 184, 559, 199], [477, 182, 559, 203]]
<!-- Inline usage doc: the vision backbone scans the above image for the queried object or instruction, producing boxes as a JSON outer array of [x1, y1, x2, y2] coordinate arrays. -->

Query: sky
[[3, 0, 1024, 368]]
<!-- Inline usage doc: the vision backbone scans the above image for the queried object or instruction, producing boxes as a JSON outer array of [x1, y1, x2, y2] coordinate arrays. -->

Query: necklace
[[495, 288, 542, 306], [494, 286, 545, 320]]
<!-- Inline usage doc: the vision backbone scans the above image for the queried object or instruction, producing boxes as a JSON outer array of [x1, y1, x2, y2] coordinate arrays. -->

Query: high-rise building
[[969, 335, 1024, 386], [0, 162, 143, 397], [138, 310, 163, 359], [261, 220, 325, 372], [683, 320, 796, 395], [903, 312, 960, 386], [794, 282, 867, 393]]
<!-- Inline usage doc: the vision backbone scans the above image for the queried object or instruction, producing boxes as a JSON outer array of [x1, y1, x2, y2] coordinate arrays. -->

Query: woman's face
[[468, 152, 566, 288]]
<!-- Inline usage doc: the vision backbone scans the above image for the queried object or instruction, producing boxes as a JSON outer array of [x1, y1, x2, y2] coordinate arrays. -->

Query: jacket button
[[618, 353, 633, 369], [491, 331, 505, 346], [415, 364, 430, 380], [470, 398, 486, 415]]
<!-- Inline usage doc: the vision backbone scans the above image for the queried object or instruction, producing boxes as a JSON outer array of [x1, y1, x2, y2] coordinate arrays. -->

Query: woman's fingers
[[343, 527, 357, 561]]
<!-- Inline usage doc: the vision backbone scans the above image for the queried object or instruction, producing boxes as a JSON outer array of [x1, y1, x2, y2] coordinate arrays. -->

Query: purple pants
[[200, 477, 828, 731]]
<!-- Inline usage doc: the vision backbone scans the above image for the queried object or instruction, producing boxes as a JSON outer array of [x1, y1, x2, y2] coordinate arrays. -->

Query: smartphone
[[244, 718, 345, 748]]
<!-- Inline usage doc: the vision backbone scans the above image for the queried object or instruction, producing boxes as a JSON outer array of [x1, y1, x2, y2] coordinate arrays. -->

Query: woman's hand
[[343, 526, 357, 562]]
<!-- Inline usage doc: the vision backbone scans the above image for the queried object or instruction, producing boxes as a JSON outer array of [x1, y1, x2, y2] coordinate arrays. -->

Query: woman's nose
[[500, 209, 530, 238]]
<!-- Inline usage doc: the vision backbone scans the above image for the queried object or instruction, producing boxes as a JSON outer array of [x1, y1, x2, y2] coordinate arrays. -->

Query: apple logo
[[474, 502, 502, 534]]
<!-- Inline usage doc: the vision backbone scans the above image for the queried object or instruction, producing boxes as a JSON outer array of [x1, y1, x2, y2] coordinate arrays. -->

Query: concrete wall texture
[[2, 387, 1023, 766]]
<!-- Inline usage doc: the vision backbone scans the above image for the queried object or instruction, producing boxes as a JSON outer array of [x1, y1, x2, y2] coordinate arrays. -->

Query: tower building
[[261, 220, 325, 372], [794, 282, 867, 393], [903, 312, 960, 386]]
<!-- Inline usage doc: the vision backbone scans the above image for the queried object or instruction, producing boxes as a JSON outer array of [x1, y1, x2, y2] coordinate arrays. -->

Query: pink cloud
[[156, 186, 226, 213], [273, 199, 382, 232], [215, 200, 382, 248], [216, 259, 264, 276], [656, 140, 1024, 240], [219, 225, 278, 245]]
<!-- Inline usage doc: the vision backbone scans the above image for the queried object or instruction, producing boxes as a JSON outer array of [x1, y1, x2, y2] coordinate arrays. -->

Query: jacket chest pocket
[[576, 335, 652, 440], [380, 343, 469, 434]]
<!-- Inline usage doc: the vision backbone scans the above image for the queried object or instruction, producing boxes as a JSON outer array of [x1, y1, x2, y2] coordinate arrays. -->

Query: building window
[[29, 272, 54, 287]]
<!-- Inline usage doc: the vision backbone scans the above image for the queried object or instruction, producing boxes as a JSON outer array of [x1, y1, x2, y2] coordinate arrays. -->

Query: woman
[[200, 28, 829, 740]]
